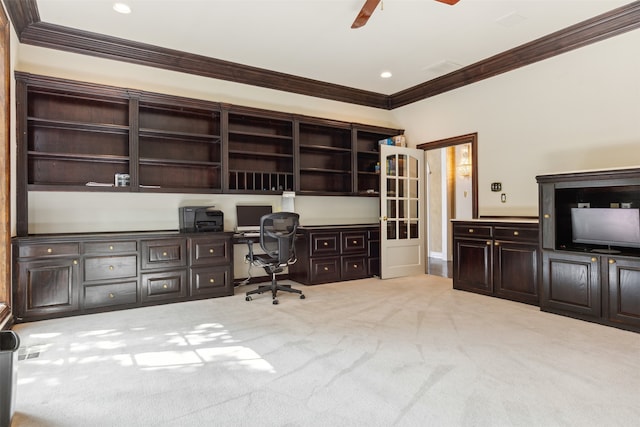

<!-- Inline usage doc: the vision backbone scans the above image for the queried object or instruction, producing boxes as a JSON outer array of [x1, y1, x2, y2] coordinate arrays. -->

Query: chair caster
[[245, 296, 252, 301], [272, 299, 279, 305], [300, 294, 306, 299]]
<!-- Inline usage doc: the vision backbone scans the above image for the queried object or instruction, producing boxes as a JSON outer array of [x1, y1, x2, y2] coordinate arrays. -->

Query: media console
[[537, 167, 640, 333]]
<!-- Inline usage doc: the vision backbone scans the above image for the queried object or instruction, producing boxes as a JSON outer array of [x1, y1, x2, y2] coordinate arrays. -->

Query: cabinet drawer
[[310, 233, 339, 256], [141, 270, 187, 301], [190, 265, 232, 297], [494, 226, 538, 242], [190, 237, 230, 266], [19, 243, 80, 258], [341, 255, 368, 280], [83, 281, 137, 309], [453, 224, 492, 239], [310, 258, 341, 283], [84, 241, 137, 254], [141, 239, 187, 269], [84, 255, 138, 281], [341, 231, 367, 253]]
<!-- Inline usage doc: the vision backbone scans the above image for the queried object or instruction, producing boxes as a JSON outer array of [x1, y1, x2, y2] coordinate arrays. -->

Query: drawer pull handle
[[109, 245, 114, 250], [323, 266, 329, 271], [162, 251, 168, 257], [47, 248, 53, 253], [353, 264, 358, 268], [209, 278, 215, 283], [163, 283, 168, 289], [109, 293, 115, 299], [209, 249, 214, 254], [469, 229, 474, 233], [591, 257, 597, 262], [513, 231, 519, 236], [352, 240, 357, 244], [609, 259, 616, 265], [323, 242, 328, 246], [109, 265, 114, 270]]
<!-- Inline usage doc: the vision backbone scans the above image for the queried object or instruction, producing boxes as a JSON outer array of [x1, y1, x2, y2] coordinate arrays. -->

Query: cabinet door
[[494, 241, 539, 305], [541, 251, 600, 318], [539, 183, 555, 250], [15, 258, 80, 319], [453, 238, 492, 295], [607, 257, 640, 329]]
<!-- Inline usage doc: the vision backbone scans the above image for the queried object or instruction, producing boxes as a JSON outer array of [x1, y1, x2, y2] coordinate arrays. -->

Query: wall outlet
[[621, 203, 632, 208]]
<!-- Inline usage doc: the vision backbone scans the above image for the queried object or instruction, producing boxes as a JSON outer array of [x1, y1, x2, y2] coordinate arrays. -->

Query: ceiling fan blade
[[351, 0, 381, 29], [435, 0, 460, 5]]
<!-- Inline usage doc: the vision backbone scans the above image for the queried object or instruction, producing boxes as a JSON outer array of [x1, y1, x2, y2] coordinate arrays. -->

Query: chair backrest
[[259, 212, 299, 265]]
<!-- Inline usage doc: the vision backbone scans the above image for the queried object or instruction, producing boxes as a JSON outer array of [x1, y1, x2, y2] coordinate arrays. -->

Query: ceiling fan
[[351, 0, 460, 29]]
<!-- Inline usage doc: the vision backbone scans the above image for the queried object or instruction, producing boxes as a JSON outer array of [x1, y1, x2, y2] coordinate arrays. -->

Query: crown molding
[[4, 0, 640, 110]]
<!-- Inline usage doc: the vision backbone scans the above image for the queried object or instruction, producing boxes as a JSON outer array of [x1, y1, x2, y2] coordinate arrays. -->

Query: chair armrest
[[245, 240, 255, 263]]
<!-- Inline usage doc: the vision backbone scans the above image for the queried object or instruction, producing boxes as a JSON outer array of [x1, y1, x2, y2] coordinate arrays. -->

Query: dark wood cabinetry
[[12, 232, 233, 322], [453, 220, 539, 305], [15, 72, 401, 236], [289, 225, 378, 285], [537, 168, 640, 333]]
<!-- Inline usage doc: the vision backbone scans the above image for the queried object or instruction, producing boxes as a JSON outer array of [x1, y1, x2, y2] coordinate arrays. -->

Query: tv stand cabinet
[[537, 168, 640, 333]]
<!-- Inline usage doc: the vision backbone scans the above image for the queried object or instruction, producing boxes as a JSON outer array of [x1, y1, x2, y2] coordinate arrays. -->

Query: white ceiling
[[36, 0, 631, 95]]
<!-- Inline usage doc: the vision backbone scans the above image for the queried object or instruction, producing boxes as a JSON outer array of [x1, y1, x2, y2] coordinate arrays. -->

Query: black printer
[[179, 206, 224, 233]]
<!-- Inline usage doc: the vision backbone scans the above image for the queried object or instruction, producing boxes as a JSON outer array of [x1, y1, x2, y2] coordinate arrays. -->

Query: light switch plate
[[491, 182, 502, 192]]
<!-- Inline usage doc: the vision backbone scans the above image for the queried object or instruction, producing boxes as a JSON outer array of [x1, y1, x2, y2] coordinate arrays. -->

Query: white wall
[[393, 29, 640, 217]]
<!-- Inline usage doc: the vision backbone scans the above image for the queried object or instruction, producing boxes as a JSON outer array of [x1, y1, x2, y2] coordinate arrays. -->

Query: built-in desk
[[288, 224, 380, 285]]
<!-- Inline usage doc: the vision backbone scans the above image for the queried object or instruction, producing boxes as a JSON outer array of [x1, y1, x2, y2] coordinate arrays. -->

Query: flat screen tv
[[571, 207, 640, 253], [235, 205, 272, 232]]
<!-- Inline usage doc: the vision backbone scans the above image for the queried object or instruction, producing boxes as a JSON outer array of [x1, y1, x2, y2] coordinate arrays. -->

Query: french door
[[380, 145, 425, 279]]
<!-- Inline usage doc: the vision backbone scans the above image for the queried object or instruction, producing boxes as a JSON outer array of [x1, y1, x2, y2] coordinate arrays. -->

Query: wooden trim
[[3, 1, 640, 110], [0, 1, 11, 324], [417, 133, 478, 219]]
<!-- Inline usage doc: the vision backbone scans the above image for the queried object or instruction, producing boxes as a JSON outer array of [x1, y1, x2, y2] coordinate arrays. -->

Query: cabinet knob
[[486, 241, 491, 246], [543, 214, 550, 219], [494, 242, 500, 246], [469, 229, 474, 233], [591, 257, 597, 262], [513, 231, 519, 236], [609, 259, 616, 265], [323, 242, 328, 246], [109, 245, 114, 251], [162, 251, 168, 257], [352, 240, 357, 245], [73, 260, 78, 265], [109, 293, 115, 299], [209, 248, 214, 254], [163, 283, 168, 289], [209, 278, 215, 283], [323, 266, 329, 271], [47, 248, 53, 253], [109, 265, 114, 270], [353, 264, 358, 268]]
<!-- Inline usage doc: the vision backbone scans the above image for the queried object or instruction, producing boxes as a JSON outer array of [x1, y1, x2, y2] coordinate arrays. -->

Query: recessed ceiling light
[[380, 71, 392, 79], [113, 3, 131, 14]]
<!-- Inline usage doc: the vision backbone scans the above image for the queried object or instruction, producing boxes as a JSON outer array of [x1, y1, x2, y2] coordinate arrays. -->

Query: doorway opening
[[417, 133, 478, 278]]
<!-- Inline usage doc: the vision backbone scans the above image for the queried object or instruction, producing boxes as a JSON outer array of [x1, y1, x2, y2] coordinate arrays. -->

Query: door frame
[[416, 133, 478, 219]]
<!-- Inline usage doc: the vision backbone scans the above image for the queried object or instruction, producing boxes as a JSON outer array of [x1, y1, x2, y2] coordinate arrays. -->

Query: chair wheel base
[[272, 299, 279, 305], [300, 294, 306, 299], [245, 296, 252, 301]]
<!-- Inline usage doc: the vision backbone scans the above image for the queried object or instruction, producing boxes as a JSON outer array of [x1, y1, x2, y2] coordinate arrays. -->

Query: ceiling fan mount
[[351, 0, 460, 29]]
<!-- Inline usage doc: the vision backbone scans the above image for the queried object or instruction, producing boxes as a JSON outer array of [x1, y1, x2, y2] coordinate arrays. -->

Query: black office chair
[[245, 212, 305, 304]]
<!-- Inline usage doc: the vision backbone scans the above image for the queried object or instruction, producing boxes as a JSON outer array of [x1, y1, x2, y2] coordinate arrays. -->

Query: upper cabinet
[[137, 97, 222, 192], [225, 109, 294, 194], [15, 73, 402, 234], [20, 77, 131, 191], [297, 120, 352, 194]]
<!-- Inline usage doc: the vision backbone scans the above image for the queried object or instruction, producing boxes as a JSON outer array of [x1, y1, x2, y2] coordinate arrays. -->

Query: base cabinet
[[12, 231, 234, 322], [607, 257, 640, 329], [289, 225, 378, 285], [453, 220, 539, 305]]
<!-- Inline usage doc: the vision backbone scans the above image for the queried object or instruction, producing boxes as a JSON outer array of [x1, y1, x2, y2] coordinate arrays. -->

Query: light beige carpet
[[10, 275, 640, 426]]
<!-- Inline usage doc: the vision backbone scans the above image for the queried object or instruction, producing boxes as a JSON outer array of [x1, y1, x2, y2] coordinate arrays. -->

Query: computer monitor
[[235, 205, 272, 232]]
